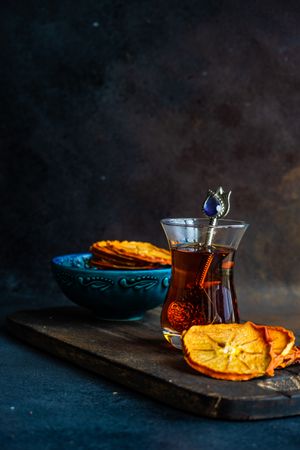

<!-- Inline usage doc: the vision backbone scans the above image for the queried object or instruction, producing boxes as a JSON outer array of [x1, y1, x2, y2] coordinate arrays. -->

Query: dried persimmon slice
[[90, 259, 156, 270], [108, 241, 170, 261], [182, 322, 274, 381], [107, 240, 170, 256], [276, 346, 300, 369], [90, 240, 171, 267], [263, 326, 295, 370]]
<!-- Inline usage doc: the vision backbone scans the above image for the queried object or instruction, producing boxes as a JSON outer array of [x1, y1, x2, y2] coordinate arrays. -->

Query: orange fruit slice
[[90, 259, 157, 270], [263, 326, 295, 370], [108, 241, 171, 263], [89, 240, 171, 269], [276, 346, 300, 369], [182, 322, 274, 381]]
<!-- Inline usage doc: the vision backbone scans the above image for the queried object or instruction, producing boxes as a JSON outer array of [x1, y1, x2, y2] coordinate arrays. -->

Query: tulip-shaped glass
[[160, 218, 248, 348]]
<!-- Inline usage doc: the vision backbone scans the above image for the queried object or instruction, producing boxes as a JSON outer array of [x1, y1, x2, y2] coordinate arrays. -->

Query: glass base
[[162, 329, 182, 349]]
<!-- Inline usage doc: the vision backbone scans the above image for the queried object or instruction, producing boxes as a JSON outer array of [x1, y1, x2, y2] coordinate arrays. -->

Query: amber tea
[[161, 243, 240, 347]]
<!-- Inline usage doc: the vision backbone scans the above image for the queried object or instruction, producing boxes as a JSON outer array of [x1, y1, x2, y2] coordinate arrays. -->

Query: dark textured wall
[[1, 1, 300, 314]]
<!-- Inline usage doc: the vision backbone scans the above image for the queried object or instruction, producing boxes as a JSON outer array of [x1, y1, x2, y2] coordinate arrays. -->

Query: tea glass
[[160, 218, 248, 348]]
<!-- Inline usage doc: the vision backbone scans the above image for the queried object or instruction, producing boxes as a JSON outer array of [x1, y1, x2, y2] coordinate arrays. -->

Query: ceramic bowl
[[51, 253, 171, 320]]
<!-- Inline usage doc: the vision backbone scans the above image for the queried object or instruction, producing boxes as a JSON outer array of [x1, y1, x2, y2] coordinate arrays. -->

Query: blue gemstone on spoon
[[203, 196, 221, 217]]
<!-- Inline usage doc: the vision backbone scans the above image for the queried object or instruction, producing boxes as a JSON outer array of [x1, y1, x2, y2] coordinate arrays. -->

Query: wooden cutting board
[[6, 307, 300, 420]]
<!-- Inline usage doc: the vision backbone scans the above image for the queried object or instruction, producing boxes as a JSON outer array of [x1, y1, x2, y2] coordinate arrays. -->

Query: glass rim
[[160, 218, 248, 229]]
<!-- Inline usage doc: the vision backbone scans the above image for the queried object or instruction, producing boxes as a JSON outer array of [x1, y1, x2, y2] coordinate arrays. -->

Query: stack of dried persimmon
[[182, 322, 300, 381], [89, 240, 171, 269]]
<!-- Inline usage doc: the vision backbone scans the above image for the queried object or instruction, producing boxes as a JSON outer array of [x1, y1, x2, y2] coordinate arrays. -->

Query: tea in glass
[[160, 219, 248, 348]]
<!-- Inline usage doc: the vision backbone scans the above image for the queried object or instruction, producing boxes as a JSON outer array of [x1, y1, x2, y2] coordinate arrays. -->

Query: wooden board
[[6, 307, 300, 421]]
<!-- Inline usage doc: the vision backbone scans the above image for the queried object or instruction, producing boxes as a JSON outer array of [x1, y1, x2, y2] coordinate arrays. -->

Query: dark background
[[1, 0, 300, 318], [1, 2, 300, 449]]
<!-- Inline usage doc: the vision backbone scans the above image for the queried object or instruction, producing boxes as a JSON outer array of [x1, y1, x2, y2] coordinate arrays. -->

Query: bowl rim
[[51, 252, 171, 275]]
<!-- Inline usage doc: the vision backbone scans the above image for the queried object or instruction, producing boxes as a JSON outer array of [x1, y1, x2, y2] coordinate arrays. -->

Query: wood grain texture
[[6, 307, 300, 421]]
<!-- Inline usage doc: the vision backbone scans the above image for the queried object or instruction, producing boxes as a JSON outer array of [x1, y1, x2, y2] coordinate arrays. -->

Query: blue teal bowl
[[51, 253, 171, 320]]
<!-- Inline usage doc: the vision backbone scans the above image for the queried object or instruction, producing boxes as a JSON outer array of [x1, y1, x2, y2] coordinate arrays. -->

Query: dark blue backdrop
[[1, 2, 300, 448]]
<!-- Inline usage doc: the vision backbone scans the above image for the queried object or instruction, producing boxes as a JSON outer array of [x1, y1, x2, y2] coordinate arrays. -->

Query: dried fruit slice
[[276, 346, 300, 369], [263, 326, 295, 370], [90, 249, 152, 266], [90, 259, 157, 270], [103, 241, 170, 263], [182, 322, 274, 381], [121, 246, 170, 265], [90, 240, 171, 269]]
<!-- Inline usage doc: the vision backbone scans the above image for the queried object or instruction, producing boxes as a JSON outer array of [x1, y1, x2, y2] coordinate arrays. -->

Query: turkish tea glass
[[160, 218, 248, 349]]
